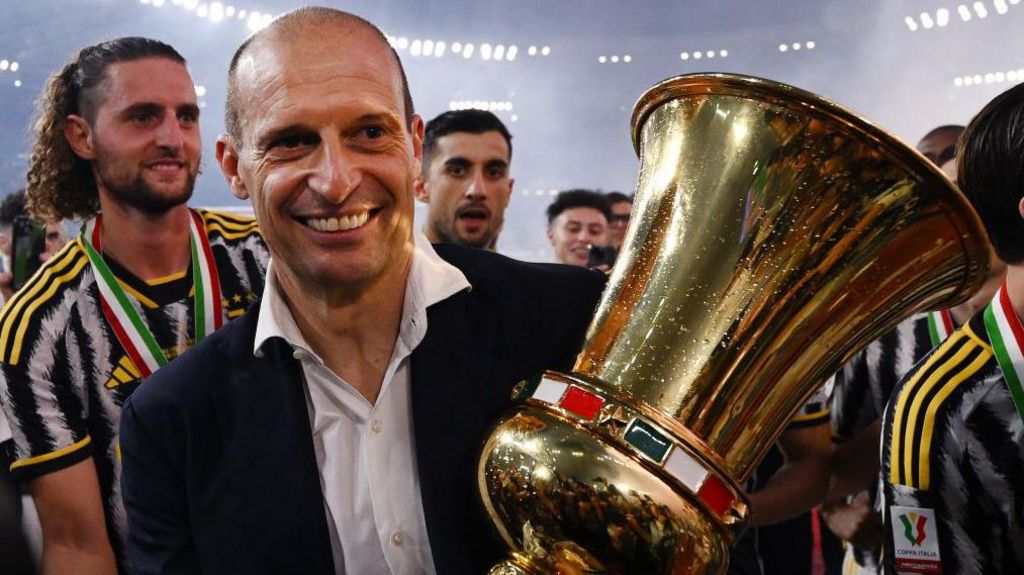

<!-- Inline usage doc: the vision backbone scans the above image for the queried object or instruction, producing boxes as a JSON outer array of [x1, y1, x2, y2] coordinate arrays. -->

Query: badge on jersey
[[890, 505, 943, 574]]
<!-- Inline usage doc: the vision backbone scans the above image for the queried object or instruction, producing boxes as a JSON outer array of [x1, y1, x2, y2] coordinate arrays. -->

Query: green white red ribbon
[[983, 281, 1024, 423], [927, 309, 954, 347], [80, 210, 222, 378]]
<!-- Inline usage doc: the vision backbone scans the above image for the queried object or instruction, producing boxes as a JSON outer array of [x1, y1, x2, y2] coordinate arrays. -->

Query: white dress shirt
[[253, 233, 470, 575]]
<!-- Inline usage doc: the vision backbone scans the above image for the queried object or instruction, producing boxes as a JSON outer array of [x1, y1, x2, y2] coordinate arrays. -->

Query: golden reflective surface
[[480, 405, 728, 575], [575, 74, 988, 479], [478, 73, 989, 574]]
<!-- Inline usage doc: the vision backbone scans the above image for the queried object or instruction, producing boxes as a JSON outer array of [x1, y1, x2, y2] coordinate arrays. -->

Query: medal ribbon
[[927, 309, 955, 347], [81, 210, 222, 378], [982, 281, 1024, 423]]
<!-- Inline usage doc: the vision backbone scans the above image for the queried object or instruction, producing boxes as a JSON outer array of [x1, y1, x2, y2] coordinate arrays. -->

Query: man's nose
[[464, 170, 487, 199], [308, 139, 360, 203], [155, 117, 185, 151]]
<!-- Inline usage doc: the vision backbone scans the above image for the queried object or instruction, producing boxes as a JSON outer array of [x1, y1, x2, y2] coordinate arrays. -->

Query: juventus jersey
[[0, 209, 269, 572], [881, 313, 1024, 574], [830, 313, 937, 571]]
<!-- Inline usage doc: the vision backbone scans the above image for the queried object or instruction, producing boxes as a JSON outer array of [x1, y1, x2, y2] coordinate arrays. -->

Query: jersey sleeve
[[787, 377, 831, 430], [1, 359, 92, 480]]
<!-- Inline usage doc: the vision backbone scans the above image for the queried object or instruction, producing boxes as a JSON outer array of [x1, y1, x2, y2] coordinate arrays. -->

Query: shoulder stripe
[[206, 222, 261, 241], [9, 436, 91, 471], [0, 240, 89, 363], [889, 328, 991, 488], [202, 210, 257, 231]]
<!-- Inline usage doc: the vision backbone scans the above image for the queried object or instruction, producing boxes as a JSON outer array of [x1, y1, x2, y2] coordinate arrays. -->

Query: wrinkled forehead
[[233, 26, 403, 133]]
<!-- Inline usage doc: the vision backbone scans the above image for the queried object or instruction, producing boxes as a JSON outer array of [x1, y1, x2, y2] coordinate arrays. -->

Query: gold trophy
[[478, 74, 989, 574]]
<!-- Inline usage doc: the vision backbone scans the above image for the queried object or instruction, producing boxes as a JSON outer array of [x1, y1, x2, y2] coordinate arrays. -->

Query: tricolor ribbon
[[81, 210, 222, 378], [927, 309, 954, 347], [983, 282, 1024, 424]]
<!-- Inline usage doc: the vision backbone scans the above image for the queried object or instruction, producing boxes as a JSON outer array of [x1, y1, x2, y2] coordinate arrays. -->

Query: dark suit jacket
[[120, 244, 606, 574]]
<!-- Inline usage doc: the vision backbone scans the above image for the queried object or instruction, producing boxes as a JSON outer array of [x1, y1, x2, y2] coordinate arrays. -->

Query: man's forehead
[[98, 59, 197, 112], [437, 131, 510, 159]]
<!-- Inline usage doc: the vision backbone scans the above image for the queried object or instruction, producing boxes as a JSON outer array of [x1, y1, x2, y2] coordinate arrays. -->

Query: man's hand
[[821, 491, 883, 552]]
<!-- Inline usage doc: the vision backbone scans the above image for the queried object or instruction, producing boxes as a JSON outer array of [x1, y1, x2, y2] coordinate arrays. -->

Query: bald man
[[118, 7, 604, 574]]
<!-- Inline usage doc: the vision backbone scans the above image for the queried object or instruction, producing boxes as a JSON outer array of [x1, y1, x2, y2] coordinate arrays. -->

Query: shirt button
[[371, 420, 383, 433], [391, 532, 405, 547]]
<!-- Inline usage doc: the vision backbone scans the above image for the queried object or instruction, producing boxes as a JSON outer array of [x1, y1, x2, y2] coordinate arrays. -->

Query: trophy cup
[[477, 74, 990, 574]]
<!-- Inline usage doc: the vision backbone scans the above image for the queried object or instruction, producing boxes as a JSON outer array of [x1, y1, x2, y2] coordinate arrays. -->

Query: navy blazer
[[120, 244, 606, 574]]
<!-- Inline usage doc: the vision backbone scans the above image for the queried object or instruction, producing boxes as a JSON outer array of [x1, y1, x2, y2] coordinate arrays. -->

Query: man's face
[[547, 207, 608, 267], [414, 131, 512, 249], [607, 200, 632, 248], [43, 223, 67, 258], [916, 130, 960, 166], [219, 28, 422, 292], [77, 58, 201, 214]]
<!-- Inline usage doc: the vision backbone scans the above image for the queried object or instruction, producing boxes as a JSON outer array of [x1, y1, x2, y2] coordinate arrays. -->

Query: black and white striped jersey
[[832, 314, 935, 441], [881, 312, 1024, 574], [830, 314, 937, 572], [0, 209, 268, 572]]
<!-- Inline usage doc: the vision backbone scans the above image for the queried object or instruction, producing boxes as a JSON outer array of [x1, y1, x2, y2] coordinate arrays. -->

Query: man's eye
[[130, 113, 156, 125], [364, 126, 384, 139], [179, 112, 198, 124], [447, 166, 466, 177], [271, 135, 315, 149], [487, 167, 505, 178]]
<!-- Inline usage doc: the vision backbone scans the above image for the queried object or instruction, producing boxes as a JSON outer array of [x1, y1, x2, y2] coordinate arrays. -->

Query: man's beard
[[102, 168, 198, 215]]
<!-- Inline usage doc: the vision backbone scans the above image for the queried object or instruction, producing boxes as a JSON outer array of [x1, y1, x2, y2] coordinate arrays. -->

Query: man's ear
[[504, 178, 515, 205], [410, 113, 425, 173], [546, 225, 555, 245], [216, 134, 250, 200], [413, 176, 429, 203], [63, 115, 95, 160], [1019, 195, 1024, 222]]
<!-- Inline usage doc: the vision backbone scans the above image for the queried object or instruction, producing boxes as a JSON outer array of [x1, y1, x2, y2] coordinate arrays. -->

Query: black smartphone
[[586, 244, 619, 269], [11, 215, 45, 291]]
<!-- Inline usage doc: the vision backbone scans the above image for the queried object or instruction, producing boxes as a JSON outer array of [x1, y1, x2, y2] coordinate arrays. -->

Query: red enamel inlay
[[697, 474, 734, 518], [560, 386, 605, 420]]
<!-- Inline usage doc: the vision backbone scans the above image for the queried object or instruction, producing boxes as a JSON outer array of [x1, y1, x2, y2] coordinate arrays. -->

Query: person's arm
[[120, 397, 198, 574], [745, 422, 831, 527], [29, 458, 117, 574], [826, 419, 881, 502]]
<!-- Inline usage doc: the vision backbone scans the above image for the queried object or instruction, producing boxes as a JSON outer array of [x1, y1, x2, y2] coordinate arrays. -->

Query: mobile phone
[[587, 244, 619, 269], [11, 216, 45, 291]]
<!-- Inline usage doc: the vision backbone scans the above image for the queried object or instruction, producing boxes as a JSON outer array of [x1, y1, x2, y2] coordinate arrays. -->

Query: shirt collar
[[253, 231, 470, 357]]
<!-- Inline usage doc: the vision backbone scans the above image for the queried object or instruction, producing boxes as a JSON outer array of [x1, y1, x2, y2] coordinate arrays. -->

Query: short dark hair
[[605, 191, 633, 205], [225, 7, 414, 143], [26, 37, 185, 222], [0, 190, 26, 227], [422, 110, 512, 174], [958, 82, 1024, 264], [918, 124, 965, 166], [546, 189, 612, 226]]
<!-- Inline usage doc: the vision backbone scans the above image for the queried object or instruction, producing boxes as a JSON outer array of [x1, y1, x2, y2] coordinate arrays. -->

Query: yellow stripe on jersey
[[115, 278, 159, 309], [145, 270, 187, 286], [10, 436, 91, 471], [0, 240, 89, 364], [889, 327, 991, 488], [792, 408, 830, 423], [202, 210, 258, 232], [206, 222, 261, 241]]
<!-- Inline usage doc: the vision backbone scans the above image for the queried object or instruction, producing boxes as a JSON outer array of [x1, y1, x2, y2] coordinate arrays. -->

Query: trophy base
[[479, 371, 744, 574]]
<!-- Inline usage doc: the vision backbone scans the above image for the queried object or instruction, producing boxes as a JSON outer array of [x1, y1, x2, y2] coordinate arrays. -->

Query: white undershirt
[[253, 233, 470, 575]]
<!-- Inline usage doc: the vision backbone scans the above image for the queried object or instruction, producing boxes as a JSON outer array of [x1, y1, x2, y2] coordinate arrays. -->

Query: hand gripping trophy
[[478, 74, 990, 574]]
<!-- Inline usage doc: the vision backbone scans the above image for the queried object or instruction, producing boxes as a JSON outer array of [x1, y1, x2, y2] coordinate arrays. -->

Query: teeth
[[307, 211, 370, 232]]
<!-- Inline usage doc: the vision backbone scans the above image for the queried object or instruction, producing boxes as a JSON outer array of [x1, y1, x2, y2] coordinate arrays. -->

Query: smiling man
[[119, 7, 605, 575], [0, 38, 268, 574], [414, 110, 513, 251]]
